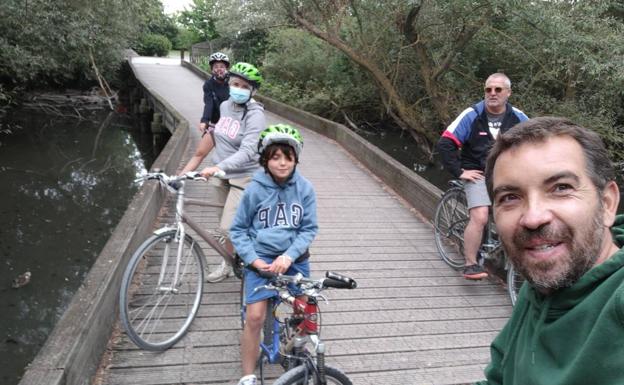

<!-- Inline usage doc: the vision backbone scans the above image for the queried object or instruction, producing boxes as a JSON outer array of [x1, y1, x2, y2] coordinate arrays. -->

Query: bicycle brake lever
[[252, 284, 276, 294], [185, 171, 207, 182]]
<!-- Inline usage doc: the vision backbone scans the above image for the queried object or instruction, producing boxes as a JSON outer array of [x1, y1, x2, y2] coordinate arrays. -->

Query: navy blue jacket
[[437, 101, 528, 178], [201, 76, 229, 124]]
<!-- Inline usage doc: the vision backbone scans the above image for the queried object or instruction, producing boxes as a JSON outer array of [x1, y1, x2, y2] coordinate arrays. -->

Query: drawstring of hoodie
[[501, 301, 530, 368], [531, 296, 552, 365]]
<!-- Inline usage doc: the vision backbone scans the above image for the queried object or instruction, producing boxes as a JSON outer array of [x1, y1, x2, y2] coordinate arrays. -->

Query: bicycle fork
[[157, 182, 187, 292], [284, 295, 328, 384]]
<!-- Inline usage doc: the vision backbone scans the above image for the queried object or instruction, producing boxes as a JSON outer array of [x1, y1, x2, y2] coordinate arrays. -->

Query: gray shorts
[[464, 179, 491, 209]]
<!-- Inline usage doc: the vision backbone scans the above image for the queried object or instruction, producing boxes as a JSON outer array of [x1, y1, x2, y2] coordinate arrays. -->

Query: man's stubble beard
[[506, 203, 604, 293]]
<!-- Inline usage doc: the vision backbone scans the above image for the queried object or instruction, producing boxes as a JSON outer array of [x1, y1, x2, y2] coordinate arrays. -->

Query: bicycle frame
[[261, 294, 322, 366], [157, 176, 237, 275], [434, 179, 524, 305], [248, 271, 356, 385]]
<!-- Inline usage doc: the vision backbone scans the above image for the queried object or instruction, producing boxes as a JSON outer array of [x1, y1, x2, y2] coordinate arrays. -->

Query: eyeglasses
[[484, 87, 507, 94]]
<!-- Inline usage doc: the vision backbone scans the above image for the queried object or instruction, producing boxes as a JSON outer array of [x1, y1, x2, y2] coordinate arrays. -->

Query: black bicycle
[[433, 180, 524, 305]]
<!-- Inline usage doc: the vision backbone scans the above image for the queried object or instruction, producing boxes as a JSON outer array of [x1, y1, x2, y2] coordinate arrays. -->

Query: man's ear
[[601, 180, 620, 227]]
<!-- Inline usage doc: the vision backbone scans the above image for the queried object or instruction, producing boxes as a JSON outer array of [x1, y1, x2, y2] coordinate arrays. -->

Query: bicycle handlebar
[[324, 271, 357, 289], [135, 170, 227, 185], [249, 266, 357, 291]]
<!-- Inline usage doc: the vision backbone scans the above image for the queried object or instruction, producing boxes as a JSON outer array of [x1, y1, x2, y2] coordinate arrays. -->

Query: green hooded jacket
[[476, 215, 624, 385]]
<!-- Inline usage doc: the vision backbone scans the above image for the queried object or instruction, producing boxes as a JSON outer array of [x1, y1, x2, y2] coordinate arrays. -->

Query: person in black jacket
[[199, 52, 231, 133], [437, 73, 528, 280]]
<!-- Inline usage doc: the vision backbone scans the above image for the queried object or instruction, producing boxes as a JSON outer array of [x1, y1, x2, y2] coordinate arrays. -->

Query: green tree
[[247, 0, 623, 160], [177, 0, 220, 42], [172, 26, 201, 50], [0, 0, 166, 102], [136, 33, 172, 57]]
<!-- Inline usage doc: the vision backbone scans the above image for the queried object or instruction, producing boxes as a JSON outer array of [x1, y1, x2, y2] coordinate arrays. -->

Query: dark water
[[0, 107, 165, 385], [358, 128, 451, 188]]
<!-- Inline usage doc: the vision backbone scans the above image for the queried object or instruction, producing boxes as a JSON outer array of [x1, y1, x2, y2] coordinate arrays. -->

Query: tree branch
[[487, 25, 566, 86]]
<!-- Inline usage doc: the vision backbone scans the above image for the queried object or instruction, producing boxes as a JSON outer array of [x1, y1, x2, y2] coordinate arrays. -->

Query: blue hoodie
[[230, 169, 318, 265]]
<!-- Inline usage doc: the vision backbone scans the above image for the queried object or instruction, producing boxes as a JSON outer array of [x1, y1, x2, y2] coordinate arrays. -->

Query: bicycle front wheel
[[273, 365, 352, 385], [239, 271, 247, 329], [434, 187, 469, 269], [119, 229, 205, 350], [507, 264, 525, 307]]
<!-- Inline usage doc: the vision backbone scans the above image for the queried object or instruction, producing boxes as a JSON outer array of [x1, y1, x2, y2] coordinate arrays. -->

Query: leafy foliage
[[0, 0, 169, 102], [2, 0, 623, 165], [262, 28, 378, 122], [177, 0, 220, 42], [172, 26, 202, 50], [247, 0, 624, 162], [135, 34, 172, 57]]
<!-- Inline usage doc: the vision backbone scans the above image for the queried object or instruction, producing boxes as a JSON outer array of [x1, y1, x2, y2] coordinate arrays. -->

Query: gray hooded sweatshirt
[[211, 97, 265, 179]]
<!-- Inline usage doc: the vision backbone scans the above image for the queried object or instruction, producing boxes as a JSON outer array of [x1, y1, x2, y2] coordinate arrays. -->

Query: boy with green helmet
[[230, 124, 317, 385]]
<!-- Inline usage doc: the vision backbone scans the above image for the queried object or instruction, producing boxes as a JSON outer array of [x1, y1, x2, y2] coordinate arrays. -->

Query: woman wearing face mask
[[180, 62, 266, 283]]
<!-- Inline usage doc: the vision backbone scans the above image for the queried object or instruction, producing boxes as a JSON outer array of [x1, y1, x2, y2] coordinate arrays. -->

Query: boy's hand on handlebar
[[460, 169, 484, 182], [251, 259, 271, 271], [269, 255, 292, 274]]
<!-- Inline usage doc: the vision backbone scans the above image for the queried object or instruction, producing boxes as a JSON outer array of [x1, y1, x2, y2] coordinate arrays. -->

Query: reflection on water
[[0, 108, 166, 385], [358, 127, 451, 188]]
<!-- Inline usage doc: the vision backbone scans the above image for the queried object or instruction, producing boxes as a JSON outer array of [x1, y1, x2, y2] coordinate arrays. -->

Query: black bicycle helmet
[[209, 52, 230, 68]]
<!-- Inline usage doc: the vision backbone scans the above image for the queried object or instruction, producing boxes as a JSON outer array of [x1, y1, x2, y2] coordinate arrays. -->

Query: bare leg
[[463, 206, 489, 265], [241, 300, 267, 375]]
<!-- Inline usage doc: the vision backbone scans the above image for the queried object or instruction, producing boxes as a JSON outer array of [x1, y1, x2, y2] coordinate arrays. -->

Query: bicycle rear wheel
[[507, 264, 525, 306], [273, 364, 352, 385], [434, 187, 469, 269], [119, 229, 205, 350]]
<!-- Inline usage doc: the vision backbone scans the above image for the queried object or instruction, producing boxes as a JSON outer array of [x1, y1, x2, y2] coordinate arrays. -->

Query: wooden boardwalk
[[97, 57, 512, 385]]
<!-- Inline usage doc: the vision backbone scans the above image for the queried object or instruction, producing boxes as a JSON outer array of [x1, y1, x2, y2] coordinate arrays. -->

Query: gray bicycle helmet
[[209, 52, 230, 68]]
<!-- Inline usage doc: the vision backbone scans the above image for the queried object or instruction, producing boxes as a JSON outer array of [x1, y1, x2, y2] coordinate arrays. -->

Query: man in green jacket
[[478, 116, 624, 385]]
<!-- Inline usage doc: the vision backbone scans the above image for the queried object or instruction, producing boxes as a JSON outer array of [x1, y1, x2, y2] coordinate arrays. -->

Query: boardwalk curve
[[97, 57, 512, 385]]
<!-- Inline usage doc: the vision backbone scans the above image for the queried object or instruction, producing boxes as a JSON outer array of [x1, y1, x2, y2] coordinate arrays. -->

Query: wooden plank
[[96, 62, 512, 385]]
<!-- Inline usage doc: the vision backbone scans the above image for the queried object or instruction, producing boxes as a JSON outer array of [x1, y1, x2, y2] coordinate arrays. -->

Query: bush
[[262, 28, 380, 123], [172, 27, 201, 50], [136, 33, 172, 57]]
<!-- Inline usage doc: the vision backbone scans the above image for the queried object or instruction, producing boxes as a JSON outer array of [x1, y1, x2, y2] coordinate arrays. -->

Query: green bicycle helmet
[[258, 124, 304, 158], [229, 62, 263, 88]]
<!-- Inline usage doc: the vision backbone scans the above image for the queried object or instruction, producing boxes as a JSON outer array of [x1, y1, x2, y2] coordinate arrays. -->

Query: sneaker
[[206, 260, 233, 283], [463, 264, 488, 280], [237, 374, 257, 385]]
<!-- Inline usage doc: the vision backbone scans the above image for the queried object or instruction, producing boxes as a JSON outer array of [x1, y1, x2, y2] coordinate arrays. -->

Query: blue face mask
[[230, 86, 252, 104]]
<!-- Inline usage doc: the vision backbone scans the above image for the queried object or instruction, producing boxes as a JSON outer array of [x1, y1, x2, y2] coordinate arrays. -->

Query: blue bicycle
[[239, 265, 357, 385]]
